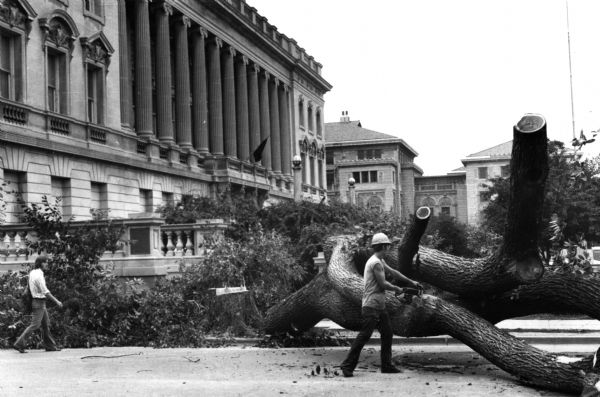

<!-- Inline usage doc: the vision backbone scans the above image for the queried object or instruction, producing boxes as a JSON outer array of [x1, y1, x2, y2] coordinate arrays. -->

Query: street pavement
[[1, 319, 598, 397]]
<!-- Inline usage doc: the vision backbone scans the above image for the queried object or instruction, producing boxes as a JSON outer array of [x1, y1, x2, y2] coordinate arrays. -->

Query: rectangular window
[[479, 191, 488, 203], [84, 0, 104, 17], [140, 188, 153, 212], [326, 150, 333, 165], [316, 111, 322, 136], [308, 106, 314, 131], [358, 149, 382, 160], [301, 153, 307, 183], [90, 182, 108, 211], [161, 192, 174, 206], [326, 171, 334, 190], [0, 30, 22, 102], [318, 159, 324, 188], [47, 50, 67, 114], [441, 207, 451, 216], [87, 65, 104, 124], [501, 165, 510, 178], [352, 171, 360, 183], [3, 170, 25, 223], [298, 101, 304, 128], [51, 176, 70, 216], [478, 167, 488, 179], [361, 171, 368, 183], [370, 171, 378, 183], [311, 157, 316, 186]]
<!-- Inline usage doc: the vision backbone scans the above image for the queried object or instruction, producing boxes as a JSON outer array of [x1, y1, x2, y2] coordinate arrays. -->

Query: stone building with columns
[[0, 0, 331, 224], [324, 113, 422, 218]]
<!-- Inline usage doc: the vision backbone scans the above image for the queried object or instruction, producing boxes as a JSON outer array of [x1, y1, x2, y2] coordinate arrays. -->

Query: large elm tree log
[[264, 114, 600, 395]]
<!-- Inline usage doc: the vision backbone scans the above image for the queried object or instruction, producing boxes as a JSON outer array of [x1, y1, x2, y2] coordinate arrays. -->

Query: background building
[[461, 141, 512, 225], [0, 0, 331, 224], [414, 171, 468, 223], [414, 141, 512, 225], [324, 112, 422, 217]]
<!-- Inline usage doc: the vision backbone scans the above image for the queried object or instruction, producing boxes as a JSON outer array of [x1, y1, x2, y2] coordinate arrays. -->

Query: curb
[[212, 333, 600, 347]]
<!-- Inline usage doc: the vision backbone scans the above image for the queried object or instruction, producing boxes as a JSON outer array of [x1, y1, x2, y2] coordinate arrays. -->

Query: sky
[[249, 0, 600, 175]]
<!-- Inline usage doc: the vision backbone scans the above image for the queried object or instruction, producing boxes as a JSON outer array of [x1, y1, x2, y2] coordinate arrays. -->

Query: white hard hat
[[371, 232, 391, 246]]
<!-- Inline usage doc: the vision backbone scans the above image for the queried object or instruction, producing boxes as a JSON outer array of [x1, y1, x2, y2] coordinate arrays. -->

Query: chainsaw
[[395, 286, 423, 304]]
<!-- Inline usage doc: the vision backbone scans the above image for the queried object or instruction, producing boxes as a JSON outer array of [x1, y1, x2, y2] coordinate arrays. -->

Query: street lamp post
[[348, 177, 356, 206], [292, 155, 302, 202]]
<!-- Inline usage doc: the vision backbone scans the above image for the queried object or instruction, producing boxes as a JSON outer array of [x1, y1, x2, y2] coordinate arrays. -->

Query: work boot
[[45, 347, 61, 352], [341, 367, 353, 377], [13, 344, 26, 354], [381, 365, 402, 374]]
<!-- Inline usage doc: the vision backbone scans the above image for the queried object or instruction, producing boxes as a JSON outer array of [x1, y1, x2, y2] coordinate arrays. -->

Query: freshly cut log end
[[416, 206, 431, 220], [515, 113, 546, 134], [510, 256, 545, 282]]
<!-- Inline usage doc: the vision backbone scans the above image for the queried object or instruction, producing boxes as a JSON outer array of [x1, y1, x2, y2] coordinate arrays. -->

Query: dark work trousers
[[340, 306, 394, 372], [15, 299, 58, 349]]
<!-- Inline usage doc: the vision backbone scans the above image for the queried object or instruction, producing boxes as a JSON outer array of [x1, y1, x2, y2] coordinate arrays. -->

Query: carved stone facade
[[0, 0, 331, 224]]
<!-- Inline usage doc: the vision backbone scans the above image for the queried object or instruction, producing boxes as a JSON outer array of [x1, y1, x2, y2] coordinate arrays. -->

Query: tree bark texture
[[264, 115, 600, 395]]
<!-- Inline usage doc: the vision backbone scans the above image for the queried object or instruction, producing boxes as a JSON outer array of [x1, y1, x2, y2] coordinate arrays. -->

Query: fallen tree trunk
[[264, 114, 600, 395]]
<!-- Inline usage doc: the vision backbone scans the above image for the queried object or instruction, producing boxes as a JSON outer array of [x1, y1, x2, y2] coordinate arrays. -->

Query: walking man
[[340, 232, 422, 377], [14, 255, 62, 353]]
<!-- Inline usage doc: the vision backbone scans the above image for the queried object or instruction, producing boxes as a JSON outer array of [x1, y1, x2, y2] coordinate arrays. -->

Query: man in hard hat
[[340, 232, 422, 377]]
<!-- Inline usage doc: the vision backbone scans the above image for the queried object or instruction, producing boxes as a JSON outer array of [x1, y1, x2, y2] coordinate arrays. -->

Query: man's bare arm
[[383, 262, 421, 288], [373, 262, 403, 294]]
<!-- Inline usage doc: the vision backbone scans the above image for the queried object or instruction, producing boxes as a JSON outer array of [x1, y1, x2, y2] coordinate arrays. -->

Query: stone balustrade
[[0, 217, 229, 277]]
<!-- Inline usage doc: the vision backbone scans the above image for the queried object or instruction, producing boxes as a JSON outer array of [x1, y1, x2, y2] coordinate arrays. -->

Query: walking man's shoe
[[341, 368, 354, 377], [13, 344, 26, 353], [45, 347, 61, 352], [381, 366, 402, 374]]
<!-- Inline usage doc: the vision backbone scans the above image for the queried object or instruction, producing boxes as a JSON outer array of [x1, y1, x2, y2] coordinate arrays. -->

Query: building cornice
[[326, 138, 418, 157], [187, 0, 331, 93]]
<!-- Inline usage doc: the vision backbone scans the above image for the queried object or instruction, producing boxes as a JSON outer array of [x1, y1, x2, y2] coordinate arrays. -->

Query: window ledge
[[83, 10, 105, 25]]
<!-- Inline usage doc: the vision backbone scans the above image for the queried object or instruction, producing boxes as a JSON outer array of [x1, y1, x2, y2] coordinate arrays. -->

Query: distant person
[[340, 233, 422, 377], [14, 255, 62, 353]]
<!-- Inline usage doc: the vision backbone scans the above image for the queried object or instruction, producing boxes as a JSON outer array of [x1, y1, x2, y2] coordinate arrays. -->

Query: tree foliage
[[482, 140, 600, 246]]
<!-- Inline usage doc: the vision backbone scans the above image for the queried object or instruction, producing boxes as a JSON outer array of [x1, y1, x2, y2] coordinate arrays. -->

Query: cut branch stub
[[500, 113, 548, 283], [395, 206, 431, 277]]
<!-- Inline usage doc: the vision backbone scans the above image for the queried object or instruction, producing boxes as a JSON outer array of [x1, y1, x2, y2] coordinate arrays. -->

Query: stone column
[[118, 0, 131, 128], [174, 15, 192, 149], [279, 84, 291, 177], [207, 37, 224, 155], [258, 70, 271, 169], [154, 2, 174, 144], [191, 27, 209, 154], [235, 55, 249, 161], [269, 78, 281, 174], [134, 0, 153, 137], [221, 45, 237, 158], [247, 64, 261, 160]]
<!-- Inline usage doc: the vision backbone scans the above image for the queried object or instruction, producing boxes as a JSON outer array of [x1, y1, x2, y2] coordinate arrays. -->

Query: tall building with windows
[[414, 140, 512, 225], [0, 0, 331, 224], [324, 112, 422, 217]]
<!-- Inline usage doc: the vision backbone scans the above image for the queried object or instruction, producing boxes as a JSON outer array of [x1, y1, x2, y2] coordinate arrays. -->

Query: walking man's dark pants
[[341, 306, 394, 373]]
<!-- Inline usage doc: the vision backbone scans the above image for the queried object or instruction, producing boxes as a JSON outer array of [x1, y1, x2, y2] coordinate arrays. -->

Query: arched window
[[422, 197, 436, 214], [39, 11, 80, 115], [439, 196, 452, 216], [367, 195, 383, 211]]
